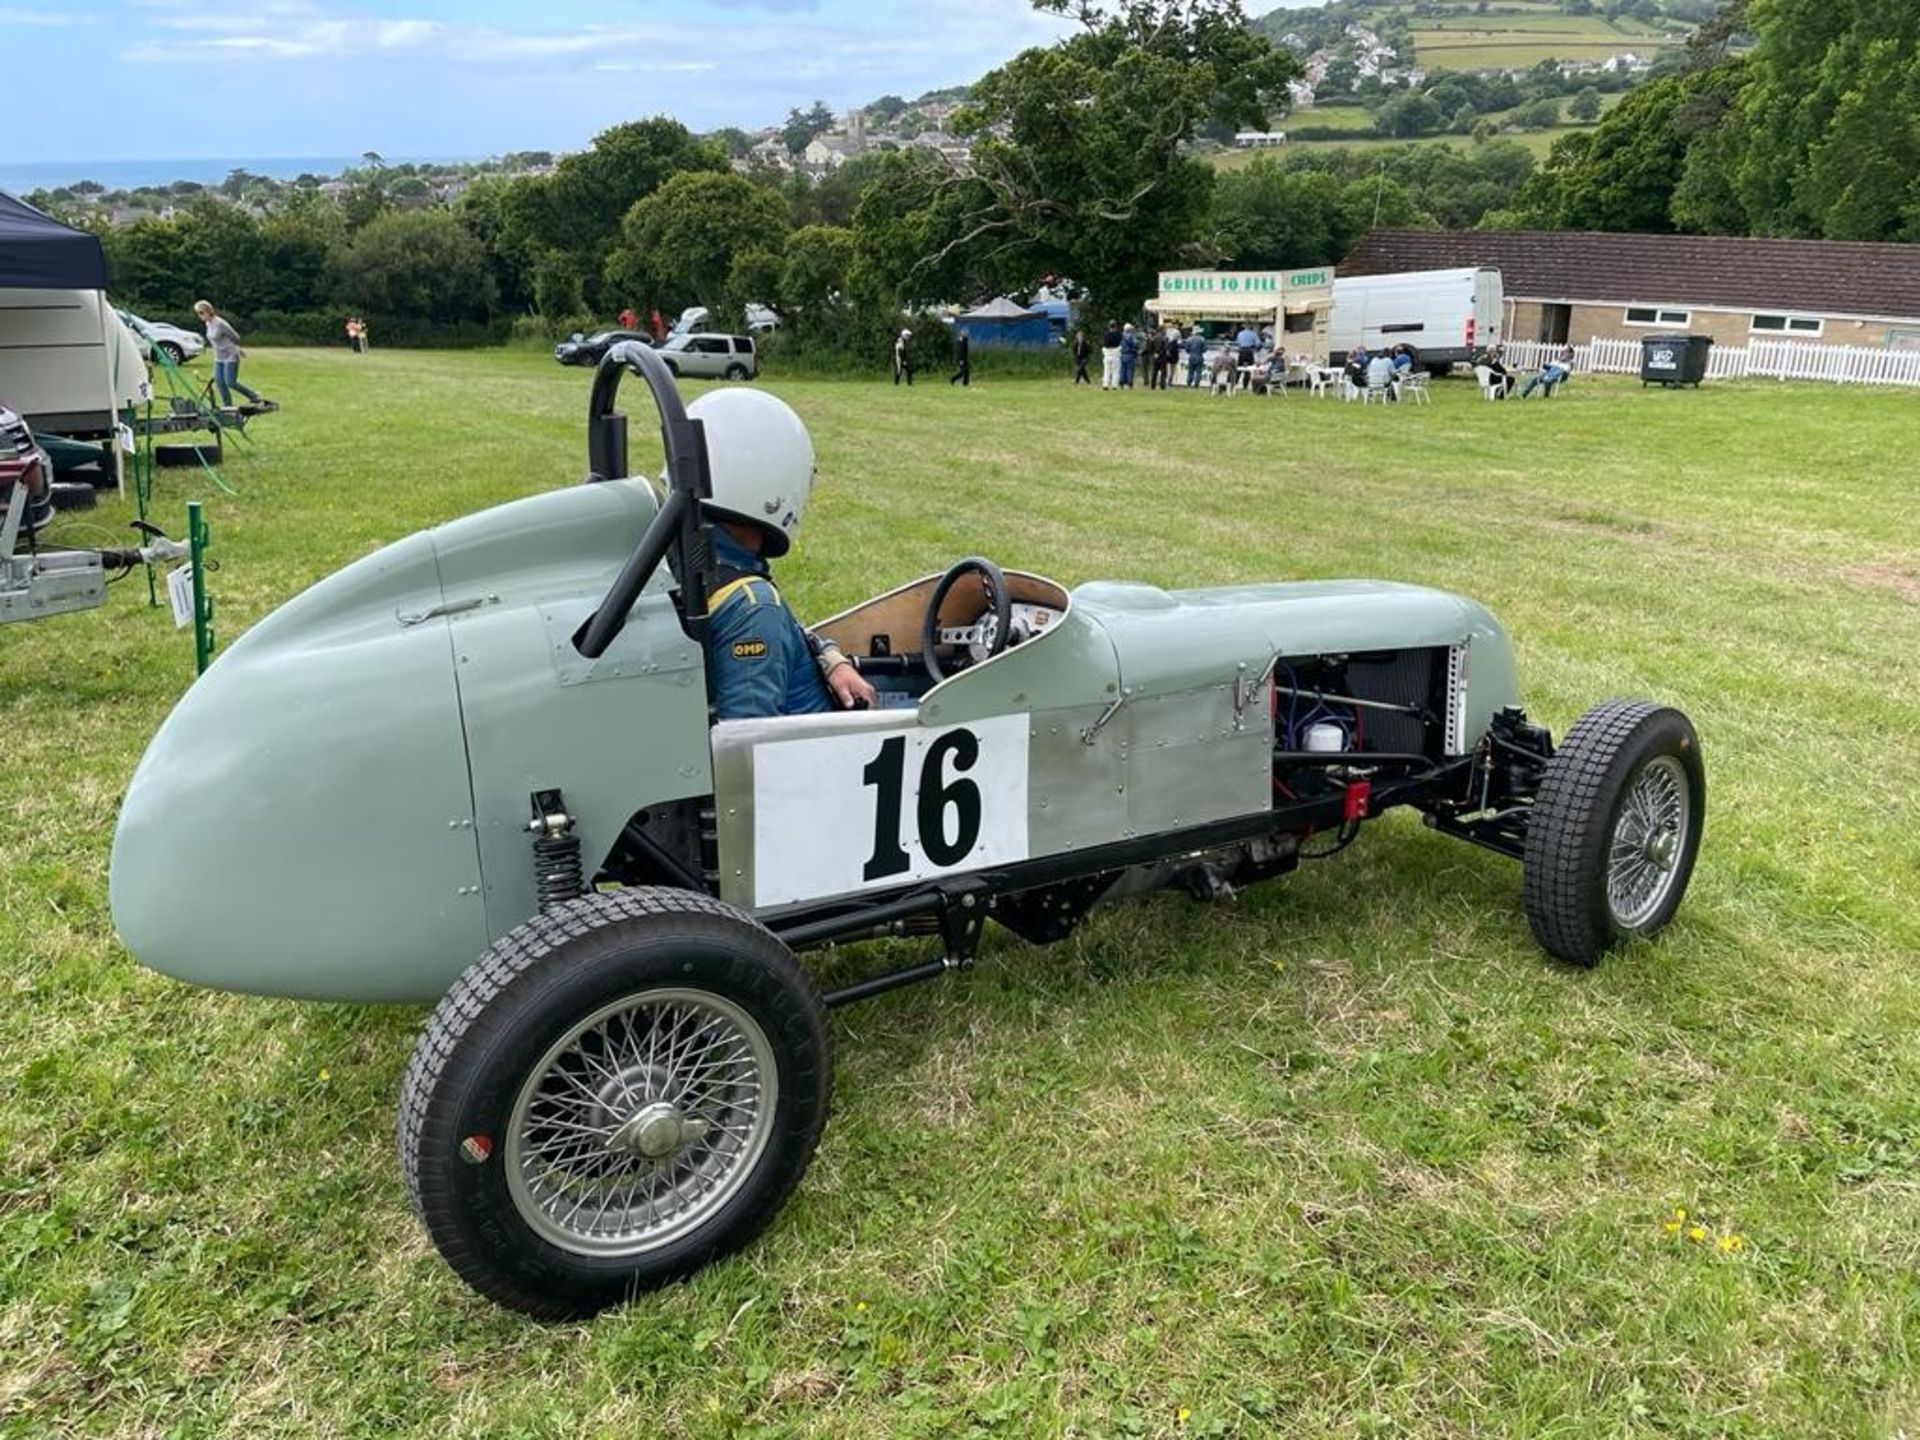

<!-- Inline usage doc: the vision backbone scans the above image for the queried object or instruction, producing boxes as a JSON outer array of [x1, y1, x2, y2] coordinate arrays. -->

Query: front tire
[[157, 341, 185, 365], [1522, 700, 1704, 966], [398, 889, 832, 1319]]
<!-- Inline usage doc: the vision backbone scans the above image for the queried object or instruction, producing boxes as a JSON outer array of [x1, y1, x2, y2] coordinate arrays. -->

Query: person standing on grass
[[893, 328, 914, 386], [344, 315, 360, 352], [194, 300, 268, 408], [1072, 328, 1092, 385], [949, 329, 971, 387], [1099, 321, 1122, 389], [1185, 328, 1207, 387], [1235, 321, 1259, 378], [1119, 324, 1139, 388], [618, 306, 638, 331]]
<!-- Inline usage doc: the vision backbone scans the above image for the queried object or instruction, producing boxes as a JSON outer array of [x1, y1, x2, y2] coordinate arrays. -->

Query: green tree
[[1569, 86, 1603, 121], [1725, 0, 1919, 238], [501, 118, 727, 312], [1513, 75, 1693, 230], [1213, 163, 1353, 268], [890, 0, 1300, 317], [608, 171, 790, 314], [783, 100, 837, 155], [328, 208, 496, 323], [1374, 92, 1444, 137], [456, 174, 535, 315], [779, 225, 856, 318], [849, 150, 991, 307], [1516, 97, 1562, 129]]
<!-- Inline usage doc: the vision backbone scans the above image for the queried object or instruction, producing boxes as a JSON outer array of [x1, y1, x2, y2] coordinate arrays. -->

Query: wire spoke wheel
[[506, 989, 777, 1257], [399, 889, 832, 1319], [1605, 755, 1691, 929], [1523, 700, 1705, 966]]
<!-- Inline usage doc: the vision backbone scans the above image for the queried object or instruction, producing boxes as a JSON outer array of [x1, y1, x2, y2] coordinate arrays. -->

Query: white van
[[0, 288, 149, 437], [668, 304, 780, 338], [1329, 266, 1503, 370]]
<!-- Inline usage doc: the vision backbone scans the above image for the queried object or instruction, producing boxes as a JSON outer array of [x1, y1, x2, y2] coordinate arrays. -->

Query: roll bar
[[574, 341, 714, 660]]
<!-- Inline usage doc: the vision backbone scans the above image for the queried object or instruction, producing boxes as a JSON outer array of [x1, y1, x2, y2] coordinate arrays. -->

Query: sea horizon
[[0, 155, 480, 195]]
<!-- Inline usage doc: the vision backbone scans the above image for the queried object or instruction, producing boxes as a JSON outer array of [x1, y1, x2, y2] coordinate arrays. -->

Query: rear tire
[[1522, 701, 1704, 966], [724, 363, 749, 380], [398, 888, 832, 1319]]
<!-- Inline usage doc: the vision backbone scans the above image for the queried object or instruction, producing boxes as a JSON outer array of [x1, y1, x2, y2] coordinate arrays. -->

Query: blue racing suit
[[706, 529, 835, 720]]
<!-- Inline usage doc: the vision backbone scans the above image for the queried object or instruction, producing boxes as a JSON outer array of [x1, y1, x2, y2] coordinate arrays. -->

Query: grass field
[[5, 348, 1919, 1437], [1214, 126, 1575, 162], [1215, 96, 1625, 164]]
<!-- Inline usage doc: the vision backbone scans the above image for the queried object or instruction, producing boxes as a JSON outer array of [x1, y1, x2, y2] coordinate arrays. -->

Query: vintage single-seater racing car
[[109, 345, 1704, 1318]]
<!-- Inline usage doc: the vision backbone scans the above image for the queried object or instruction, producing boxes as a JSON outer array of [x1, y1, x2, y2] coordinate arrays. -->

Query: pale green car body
[[109, 475, 1517, 1004]]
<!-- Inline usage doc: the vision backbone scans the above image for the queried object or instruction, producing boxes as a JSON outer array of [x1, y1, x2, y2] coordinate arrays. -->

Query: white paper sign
[[117, 422, 136, 454], [751, 714, 1030, 906], [165, 564, 194, 628]]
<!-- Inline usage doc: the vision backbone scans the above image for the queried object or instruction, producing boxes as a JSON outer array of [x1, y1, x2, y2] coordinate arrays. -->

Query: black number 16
[[861, 728, 984, 881]]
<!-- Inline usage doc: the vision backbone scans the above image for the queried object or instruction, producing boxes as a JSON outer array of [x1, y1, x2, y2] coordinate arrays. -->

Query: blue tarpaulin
[[0, 191, 109, 290]]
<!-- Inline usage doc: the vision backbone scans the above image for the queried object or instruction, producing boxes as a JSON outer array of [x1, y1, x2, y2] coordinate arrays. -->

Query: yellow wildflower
[[855, 1301, 867, 1312], [1687, 1226, 1707, 1243], [319, 1068, 331, 1082], [1178, 1408, 1192, 1426], [1717, 1233, 1745, 1254]]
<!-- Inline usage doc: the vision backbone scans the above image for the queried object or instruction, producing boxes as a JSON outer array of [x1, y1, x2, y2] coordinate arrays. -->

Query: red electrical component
[[1343, 779, 1372, 824]]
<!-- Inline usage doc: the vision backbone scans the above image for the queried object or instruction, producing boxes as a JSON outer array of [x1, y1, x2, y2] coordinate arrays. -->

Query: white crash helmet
[[684, 388, 814, 557]]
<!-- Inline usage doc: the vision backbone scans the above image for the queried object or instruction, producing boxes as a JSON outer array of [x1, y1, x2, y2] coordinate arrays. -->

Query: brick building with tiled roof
[[1341, 229, 1920, 353]]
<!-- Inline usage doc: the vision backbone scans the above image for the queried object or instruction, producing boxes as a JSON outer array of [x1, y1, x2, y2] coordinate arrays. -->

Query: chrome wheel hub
[[1606, 755, 1691, 930], [504, 989, 776, 1257], [611, 1101, 701, 1160]]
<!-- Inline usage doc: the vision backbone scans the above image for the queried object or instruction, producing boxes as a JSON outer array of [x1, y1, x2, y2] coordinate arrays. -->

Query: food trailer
[[1145, 266, 1335, 359]]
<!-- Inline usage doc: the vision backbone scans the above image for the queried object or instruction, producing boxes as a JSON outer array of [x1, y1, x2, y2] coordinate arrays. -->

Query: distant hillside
[[1254, 0, 1710, 75]]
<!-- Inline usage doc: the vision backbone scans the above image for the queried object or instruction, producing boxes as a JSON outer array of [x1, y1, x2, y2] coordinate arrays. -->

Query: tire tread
[[1523, 699, 1688, 965], [397, 887, 829, 1319]]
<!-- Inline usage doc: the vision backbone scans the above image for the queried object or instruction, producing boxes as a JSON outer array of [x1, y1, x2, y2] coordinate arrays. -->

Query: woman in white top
[[193, 300, 266, 408]]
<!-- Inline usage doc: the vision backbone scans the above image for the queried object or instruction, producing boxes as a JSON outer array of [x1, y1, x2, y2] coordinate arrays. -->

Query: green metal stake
[[129, 399, 157, 607], [188, 500, 215, 675]]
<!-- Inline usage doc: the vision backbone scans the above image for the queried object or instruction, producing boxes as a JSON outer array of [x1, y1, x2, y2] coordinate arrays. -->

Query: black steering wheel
[[922, 556, 1013, 682]]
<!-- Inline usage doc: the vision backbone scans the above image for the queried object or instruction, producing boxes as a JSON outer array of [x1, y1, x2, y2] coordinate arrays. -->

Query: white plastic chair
[[1401, 371, 1431, 405], [1474, 364, 1504, 401]]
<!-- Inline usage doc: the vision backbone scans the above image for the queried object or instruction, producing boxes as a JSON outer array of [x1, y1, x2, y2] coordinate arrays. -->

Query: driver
[[687, 389, 877, 720]]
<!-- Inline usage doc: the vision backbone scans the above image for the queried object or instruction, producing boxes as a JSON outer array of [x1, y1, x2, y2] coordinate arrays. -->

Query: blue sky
[[4, 0, 1113, 162]]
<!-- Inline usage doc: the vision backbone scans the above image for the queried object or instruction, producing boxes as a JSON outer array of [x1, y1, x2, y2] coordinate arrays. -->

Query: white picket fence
[[1499, 336, 1920, 388]]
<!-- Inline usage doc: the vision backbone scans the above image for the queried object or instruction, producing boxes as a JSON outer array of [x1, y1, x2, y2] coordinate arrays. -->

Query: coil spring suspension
[[528, 789, 583, 910]]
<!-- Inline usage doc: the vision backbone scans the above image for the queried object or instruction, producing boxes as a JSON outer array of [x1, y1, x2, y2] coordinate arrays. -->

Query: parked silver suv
[[657, 333, 758, 380]]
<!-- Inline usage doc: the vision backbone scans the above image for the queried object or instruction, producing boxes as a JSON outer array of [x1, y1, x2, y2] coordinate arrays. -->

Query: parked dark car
[[554, 330, 655, 367]]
